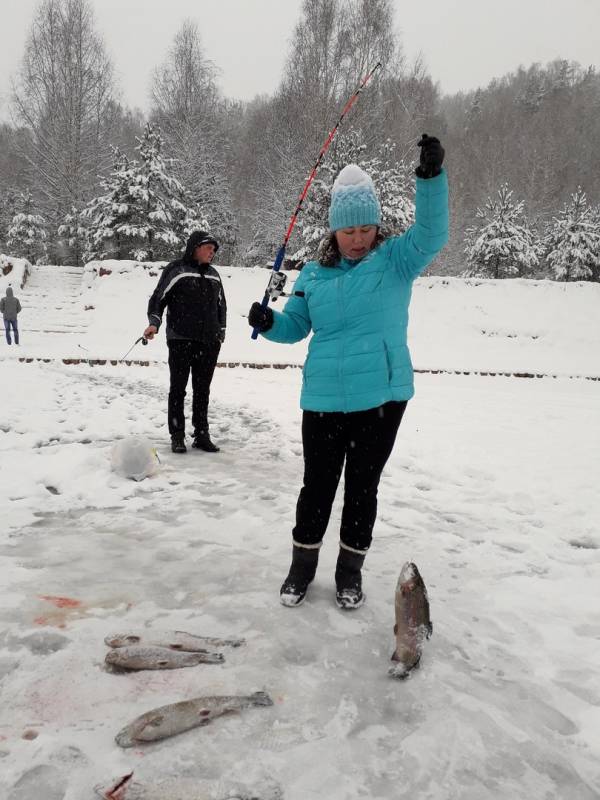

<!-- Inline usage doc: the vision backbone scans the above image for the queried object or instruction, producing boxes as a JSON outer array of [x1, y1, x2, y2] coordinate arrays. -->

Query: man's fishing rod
[[251, 61, 382, 339], [120, 335, 148, 363]]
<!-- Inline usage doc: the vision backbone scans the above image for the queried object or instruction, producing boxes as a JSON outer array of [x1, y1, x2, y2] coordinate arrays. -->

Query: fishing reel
[[266, 270, 288, 301]]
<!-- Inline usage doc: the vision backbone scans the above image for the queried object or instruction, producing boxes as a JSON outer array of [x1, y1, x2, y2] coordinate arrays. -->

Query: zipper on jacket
[[338, 275, 346, 412]]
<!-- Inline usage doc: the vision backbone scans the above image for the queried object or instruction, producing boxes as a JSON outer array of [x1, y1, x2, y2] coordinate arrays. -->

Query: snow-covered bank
[[0, 254, 31, 290], [1, 260, 599, 378], [1, 360, 599, 799]]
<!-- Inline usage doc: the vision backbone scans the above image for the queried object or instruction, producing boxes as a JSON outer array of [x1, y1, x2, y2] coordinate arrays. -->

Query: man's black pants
[[167, 339, 220, 437], [293, 401, 407, 552]]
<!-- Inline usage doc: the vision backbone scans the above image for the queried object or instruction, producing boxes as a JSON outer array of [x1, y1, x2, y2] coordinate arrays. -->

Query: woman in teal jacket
[[249, 135, 448, 610]]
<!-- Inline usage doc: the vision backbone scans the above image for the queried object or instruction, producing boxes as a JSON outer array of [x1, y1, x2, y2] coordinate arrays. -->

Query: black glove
[[415, 134, 445, 179], [218, 328, 226, 344], [248, 301, 274, 333]]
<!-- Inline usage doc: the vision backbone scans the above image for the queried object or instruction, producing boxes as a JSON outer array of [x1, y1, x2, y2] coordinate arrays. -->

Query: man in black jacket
[[144, 230, 226, 453]]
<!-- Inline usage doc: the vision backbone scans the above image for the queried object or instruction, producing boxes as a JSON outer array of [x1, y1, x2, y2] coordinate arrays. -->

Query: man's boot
[[335, 546, 367, 610], [280, 544, 320, 607], [171, 435, 187, 453], [192, 430, 220, 452]]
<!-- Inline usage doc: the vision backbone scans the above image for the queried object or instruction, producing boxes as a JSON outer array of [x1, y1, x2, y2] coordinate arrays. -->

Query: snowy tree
[[58, 206, 87, 266], [6, 190, 48, 263], [129, 124, 187, 261], [464, 185, 539, 278], [290, 128, 414, 264], [81, 148, 138, 261], [234, 0, 411, 265], [517, 65, 547, 114], [150, 20, 236, 255], [544, 188, 600, 281], [12, 0, 117, 259], [82, 128, 210, 262], [83, 126, 185, 262], [0, 188, 19, 251], [369, 139, 414, 233]]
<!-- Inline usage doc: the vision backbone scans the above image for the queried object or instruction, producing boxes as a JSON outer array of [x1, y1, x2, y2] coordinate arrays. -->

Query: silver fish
[[104, 630, 245, 651], [105, 645, 224, 671], [389, 562, 432, 679], [95, 772, 283, 800], [115, 691, 273, 747]]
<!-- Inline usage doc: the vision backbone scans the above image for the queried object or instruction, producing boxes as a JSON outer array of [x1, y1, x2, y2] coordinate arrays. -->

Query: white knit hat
[[328, 164, 381, 231]]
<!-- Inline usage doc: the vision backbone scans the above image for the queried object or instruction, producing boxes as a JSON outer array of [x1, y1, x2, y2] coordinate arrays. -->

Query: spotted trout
[[389, 562, 432, 679], [105, 630, 245, 651], [105, 645, 224, 671], [115, 691, 273, 747]]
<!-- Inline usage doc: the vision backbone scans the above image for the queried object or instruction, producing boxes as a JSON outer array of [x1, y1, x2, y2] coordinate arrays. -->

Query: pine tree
[[81, 148, 137, 261], [464, 184, 539, 278], [58, 206, 87, 266], [82, 126, 200, 263], [6, 190, 48, 263], [544, 188, 600, 281], [0, 188, 19, 251], [128, 123, 186, 261]]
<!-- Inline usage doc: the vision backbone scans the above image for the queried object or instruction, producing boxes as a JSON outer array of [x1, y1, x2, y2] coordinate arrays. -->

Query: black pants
[[293, 401, 407, 552], [167, 339, 220, 437]]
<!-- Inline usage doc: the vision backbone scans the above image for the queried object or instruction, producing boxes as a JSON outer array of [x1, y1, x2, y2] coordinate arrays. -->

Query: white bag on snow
[[111, 436, 159, 481]]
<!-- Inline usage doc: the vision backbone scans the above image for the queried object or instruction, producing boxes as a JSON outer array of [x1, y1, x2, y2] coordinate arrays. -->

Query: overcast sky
[[1, 0, 599, 120]]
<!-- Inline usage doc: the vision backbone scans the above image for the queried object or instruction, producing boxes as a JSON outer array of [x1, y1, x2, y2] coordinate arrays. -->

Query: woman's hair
[[316, 227, 389, 267]]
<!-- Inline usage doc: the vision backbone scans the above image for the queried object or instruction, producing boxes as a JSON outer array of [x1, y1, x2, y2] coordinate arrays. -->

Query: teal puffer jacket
[[262, 170, 449, 412]]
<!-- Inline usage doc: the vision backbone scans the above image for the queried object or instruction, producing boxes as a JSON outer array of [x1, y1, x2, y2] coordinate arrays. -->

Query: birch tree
[[150, 20, 236, 254], [11, 0, 117, 262]]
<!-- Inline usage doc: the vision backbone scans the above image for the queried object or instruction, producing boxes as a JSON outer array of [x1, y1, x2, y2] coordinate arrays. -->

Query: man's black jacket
[[147, 258, 227, 343]]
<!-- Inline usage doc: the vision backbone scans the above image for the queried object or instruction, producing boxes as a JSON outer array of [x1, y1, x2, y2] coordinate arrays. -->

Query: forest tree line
[[1, 0, 599, 280]]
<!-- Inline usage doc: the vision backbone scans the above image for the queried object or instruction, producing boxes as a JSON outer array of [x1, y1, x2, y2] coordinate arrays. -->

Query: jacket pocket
[[383, 341, 392, 382]]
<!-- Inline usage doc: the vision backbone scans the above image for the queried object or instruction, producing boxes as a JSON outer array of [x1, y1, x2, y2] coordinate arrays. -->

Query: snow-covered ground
[[1, 260, 599, 378], [0, 262, 599, 799]]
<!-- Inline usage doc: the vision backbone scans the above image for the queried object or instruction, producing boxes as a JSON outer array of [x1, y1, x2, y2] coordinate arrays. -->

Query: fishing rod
[[120, 335, 148, 363], [251, 61, 382, 339]]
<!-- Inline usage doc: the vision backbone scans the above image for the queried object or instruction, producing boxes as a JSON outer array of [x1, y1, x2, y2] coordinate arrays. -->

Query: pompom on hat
[[328, 164, 381, 232]]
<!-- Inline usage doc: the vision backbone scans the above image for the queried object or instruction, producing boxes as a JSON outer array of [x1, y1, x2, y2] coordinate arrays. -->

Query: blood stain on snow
[[38, 595, 82, 608]]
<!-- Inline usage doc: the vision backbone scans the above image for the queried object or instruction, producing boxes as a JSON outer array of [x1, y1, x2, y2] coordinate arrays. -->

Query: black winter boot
[[280, 545, 320, 607], [192, 431, 220, 452], [335, 547, 366, 610], [171, 435, 187, 453]]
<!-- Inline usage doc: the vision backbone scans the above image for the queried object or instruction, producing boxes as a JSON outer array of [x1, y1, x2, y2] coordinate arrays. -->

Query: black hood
[[183, 230, 220, 263]]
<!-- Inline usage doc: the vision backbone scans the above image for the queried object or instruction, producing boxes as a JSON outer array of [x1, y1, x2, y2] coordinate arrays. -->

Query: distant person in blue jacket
[[1, 286, 22, 345], [248, 135, 448, 610]]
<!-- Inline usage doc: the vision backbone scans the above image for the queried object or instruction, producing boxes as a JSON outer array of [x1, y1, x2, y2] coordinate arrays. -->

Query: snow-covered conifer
[[6, 190, 48, 264], [544, 188, 600, 281], [0, 188, 19, 251], [127, 123, 185, 261], [81, 148, 137, 261], [464, 184, 539, 278], [82, 126, 202, 262], [58, 206, 88, 266]]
